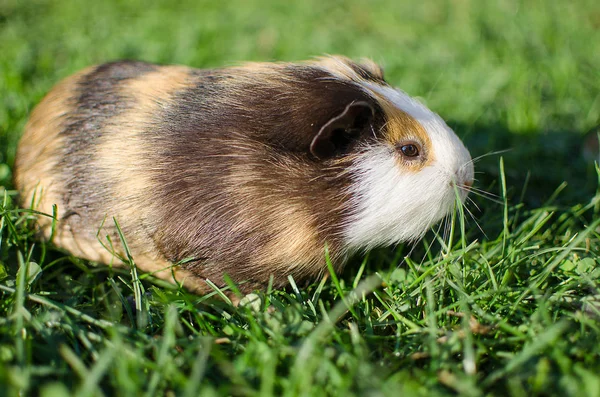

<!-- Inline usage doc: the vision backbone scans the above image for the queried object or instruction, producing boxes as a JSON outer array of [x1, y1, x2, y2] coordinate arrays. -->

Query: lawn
[[1, 0, 600, 395]]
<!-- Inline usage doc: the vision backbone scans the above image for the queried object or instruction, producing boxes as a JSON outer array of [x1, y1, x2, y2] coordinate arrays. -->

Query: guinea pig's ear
[[310, 101, 375, 159]]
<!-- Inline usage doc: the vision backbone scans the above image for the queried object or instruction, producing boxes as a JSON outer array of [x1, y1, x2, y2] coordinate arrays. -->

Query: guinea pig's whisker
[[461, 184, 500, 199], [459, 148, 512, 171], [463, 201, 487, 238], [446, 212, 458, 251], [430, 217, 446, 244], [440, 214, 452, 251], [465, 195, 482, 212], [467, 186, 500, 199], [409, 220, 446, 273], [445, 214, 453, 242], [465, 190, 503, 205]]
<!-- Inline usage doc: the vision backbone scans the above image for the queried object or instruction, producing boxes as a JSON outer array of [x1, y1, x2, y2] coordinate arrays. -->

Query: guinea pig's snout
[[452, 162, 474, 194], [450, 176, 472, 191]]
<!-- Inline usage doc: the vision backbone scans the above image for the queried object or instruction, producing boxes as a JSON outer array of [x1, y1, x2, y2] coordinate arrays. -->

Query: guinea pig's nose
[[457, 161, 474, 189], [454, 166, 473, 192], [449, 177, 472, 191]]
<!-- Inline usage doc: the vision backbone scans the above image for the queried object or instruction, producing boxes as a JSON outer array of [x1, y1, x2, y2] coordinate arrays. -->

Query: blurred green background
[[1, 0, 599, 205]]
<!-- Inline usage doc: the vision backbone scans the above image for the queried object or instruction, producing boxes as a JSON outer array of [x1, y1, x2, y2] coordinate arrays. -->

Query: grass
[[1, 0, 600, 395]]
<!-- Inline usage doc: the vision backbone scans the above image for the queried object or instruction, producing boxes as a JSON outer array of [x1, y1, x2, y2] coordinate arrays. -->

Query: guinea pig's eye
[[399, 143, 420, 158]]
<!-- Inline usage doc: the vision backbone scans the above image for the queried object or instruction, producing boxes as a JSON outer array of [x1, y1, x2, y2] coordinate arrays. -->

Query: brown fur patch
[[371, 95, 435, 172]]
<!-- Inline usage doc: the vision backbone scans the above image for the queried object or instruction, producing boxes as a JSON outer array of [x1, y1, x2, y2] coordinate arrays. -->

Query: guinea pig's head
[[308, 57, 474, 252]]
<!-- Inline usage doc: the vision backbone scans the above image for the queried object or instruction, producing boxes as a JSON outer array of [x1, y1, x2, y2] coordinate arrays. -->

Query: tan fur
[[233, 61, 287, 75], [53, 223, 211, 293], [122, 254, 213, 294], [310, 55, 383, 83], [13, 67, 119, 264], [258, 206, 322, 278], [72, 67, 205, 286], [217, 62, 289, 94], [229, 56, 383, 88], [224, 163, 323, 278], [15, 65, 213, 292], [374, 96, 435, 171], [14, 67, 94, 236], [95, 66, 192, 237], [357, 57, 385, 79]]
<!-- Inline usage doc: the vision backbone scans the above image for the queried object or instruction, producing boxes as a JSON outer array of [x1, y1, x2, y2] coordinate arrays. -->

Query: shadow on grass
[[451, 121, 598, 208]]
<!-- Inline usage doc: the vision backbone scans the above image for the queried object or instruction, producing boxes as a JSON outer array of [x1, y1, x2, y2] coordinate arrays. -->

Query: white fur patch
[[343, 83, 474, 251]]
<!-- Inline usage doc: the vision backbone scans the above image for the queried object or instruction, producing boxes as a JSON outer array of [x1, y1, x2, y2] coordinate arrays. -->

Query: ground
[[1, 0, 600, 395]]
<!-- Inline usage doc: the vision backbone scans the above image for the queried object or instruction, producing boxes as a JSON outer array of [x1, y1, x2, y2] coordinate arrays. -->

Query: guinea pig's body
[[15, 56, 473, 293]]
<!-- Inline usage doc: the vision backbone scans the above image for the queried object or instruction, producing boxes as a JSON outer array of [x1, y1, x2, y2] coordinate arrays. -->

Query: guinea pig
[[14, 56, 474, 294]]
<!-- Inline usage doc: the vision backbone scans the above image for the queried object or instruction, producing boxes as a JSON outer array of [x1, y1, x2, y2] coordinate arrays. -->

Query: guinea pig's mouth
[[461, 180, 473, 191], [449, 179, 473, 190], [449, 179, 473, 204]]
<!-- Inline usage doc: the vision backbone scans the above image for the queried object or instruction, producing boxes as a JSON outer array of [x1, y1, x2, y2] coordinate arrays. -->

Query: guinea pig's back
[[15, 59, 357, 293], [14, 61, 197, 271]]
